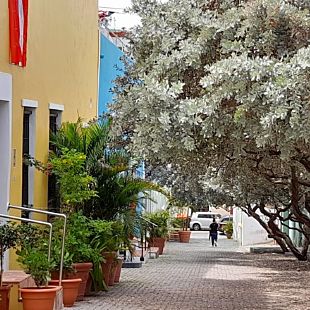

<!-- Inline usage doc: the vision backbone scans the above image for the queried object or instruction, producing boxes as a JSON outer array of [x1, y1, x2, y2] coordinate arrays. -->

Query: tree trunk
[[246, 205, 288, 253], [245, 203, 308, 260]]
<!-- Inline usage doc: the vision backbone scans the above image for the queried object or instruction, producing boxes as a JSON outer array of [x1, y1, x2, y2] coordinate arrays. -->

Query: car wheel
[[192, 223, 201, 231]]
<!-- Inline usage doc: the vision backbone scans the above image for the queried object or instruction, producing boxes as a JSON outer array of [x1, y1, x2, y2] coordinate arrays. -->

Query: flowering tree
[[111, 0, 310, 259]]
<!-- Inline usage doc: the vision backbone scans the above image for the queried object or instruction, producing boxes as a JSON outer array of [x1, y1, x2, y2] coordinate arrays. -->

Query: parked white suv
[[189, 212, 221, 231]]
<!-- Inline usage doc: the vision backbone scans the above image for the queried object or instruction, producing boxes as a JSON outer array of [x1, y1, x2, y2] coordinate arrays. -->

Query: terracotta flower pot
[[101, 252, 117, 286], [108, 261, 117, 286], [67, 262, 93, 301], [49, 278, 82, 307], [178, 231, 191, 243], [0, 284, 12, 310], [226, 233, 232, 239], [84, 275, 92, 296], [19, 286, 60, 310], [149, 237, 166, 254], [113, 258, 123, 283]]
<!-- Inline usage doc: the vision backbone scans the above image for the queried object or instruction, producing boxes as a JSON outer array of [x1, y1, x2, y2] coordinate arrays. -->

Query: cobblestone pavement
[[68, 233, 310, 310]]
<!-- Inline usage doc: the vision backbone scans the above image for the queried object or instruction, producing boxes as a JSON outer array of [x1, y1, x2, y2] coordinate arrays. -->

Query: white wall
[[0, 72, 12, 271], [233, 207, 242, 242], [144, 190, 169, 213], [0, 72, 12, 215], [233, 207, 269, 246]]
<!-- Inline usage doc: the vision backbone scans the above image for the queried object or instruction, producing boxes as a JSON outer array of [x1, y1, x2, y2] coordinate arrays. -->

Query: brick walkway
[[69, 233, 310, 310]]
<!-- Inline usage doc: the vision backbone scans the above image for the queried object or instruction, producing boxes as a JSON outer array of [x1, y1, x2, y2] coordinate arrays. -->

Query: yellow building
[[0, 0, 99, 272]]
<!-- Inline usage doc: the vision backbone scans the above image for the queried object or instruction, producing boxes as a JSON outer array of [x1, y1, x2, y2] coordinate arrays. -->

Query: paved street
[[69, 232, 310, 310]]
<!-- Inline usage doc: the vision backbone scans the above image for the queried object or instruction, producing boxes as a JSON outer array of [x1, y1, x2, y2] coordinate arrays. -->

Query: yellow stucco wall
[[0, 1, 99, 269]]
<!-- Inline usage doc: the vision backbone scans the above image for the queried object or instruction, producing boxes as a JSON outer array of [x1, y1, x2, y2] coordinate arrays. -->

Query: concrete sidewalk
[[68, 233, 310, 310]]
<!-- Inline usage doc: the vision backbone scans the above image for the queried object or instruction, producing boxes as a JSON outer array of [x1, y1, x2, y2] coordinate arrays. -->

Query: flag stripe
[[9, 0, 28, 67], [21, 0, 28, 66], [18, 0, 24, 51]]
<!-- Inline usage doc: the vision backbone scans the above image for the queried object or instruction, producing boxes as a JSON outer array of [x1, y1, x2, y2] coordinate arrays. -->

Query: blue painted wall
[[98, 33, 124, 115], [98, 32, 146, 186]]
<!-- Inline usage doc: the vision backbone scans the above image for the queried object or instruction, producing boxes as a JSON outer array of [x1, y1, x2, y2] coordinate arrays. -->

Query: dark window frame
[[48, 110, 61, 213], [22, 109, 32, 218]]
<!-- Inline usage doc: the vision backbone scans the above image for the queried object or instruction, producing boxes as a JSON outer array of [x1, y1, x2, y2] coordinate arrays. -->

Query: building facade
[[98, 28, 124, 115], [0, 0, 99, 269]]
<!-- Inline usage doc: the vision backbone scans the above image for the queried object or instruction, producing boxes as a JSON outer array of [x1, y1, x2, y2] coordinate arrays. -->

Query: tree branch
[[281, 222, 304, 234]]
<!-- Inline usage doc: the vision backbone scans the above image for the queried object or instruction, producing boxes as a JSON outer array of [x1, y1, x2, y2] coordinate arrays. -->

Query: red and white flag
[[8, 0, 29, 67]]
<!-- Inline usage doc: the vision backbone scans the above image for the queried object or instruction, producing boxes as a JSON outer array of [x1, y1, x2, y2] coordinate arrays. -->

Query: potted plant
[[49, 269, 82, 307], [0, 223, 19, 310], [113, 257, 123, 283], [106, 221, 126, 286], [145, 210, 170, 255], [46, 149, 99, 300], [178, 207, 192, 243], [48, 233, 82, 308], [60, 213, 100, 301], [16, 225, 59, 310], [90, 219, 123, 287], [224, 221, 233, 239]]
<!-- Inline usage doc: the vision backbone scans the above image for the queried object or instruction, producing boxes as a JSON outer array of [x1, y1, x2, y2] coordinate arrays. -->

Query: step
[[250, 246, 283, 254], [148, 247, 159, 259], [122, 261, 143, 268]]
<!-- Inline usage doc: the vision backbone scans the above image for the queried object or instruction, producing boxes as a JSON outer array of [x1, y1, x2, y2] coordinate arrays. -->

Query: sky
[[98, 0, 141, 29]]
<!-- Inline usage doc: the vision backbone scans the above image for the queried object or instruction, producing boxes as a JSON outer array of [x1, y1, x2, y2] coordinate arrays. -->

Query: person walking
[[209, 218, 219, 247]]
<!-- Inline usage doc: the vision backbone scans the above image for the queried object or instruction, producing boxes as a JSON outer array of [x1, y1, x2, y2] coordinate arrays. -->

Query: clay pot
[[178, 231, 191, 243], [101, 252, 117, 286], [19, 286, 60, 310], [149, 237, 166, 254], [0, 284, 12, 310], [226, 233, 232, 239], [113, 258, 123, 283], [84, 275, 92, 296], [108, 262, 117, 286], [49, 278, 82, 307], [67, 262, 93, 301]]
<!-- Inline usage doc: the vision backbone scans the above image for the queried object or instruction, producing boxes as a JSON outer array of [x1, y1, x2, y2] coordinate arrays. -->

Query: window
[[198, 214, 212, 218], [22, 109, 31, 217], [49, 110, 58, 150], [48, 110, 61, 213], [21, 100, 38, 217]]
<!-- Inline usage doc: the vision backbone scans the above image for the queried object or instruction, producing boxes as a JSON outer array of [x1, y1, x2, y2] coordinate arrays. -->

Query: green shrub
[[170, 218, 183, 229], [145, 210, 170, 238], [18, 249, 52, 287], [224, 221, 233, 235], [16, 225, 53, 287], [0, 223, 19, 286]]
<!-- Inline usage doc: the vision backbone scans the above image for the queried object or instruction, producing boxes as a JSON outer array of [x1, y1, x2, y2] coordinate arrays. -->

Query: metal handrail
[[119, 215, 158, 263], [138, 216, 158, 227], [134, 215, 158, 261], [0, 213, 53, 261], [7, 205, 67, 286]]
